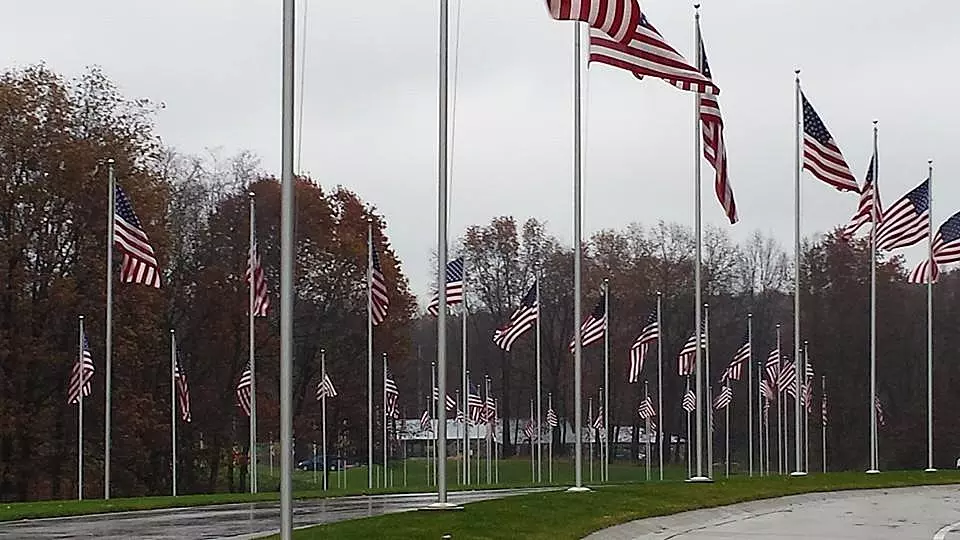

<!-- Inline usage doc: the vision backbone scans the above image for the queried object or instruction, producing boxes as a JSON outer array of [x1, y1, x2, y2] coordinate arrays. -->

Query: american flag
[[246, 238, 270, 317], [800, 92, 858, 192], [637, 396, 656, 421], [432, 387, 457, 412], [698, 29, 737, 224], [628, 311, 658, 383], [114, 186, 162, 288], [777, 357, 796, 396], [760, 379, 775, 403], [821, 386, 828, 427], [467, 382, 484, 424], [546, 407, 559, 428], [174, 353, 191, 423], [455, 407, 466, 424], [427, 257, 465, 316], [713, 385, 733, 410], [484, 393, 497, 423], [68, 331, 95, 405], [493, 283, 538, 352], [723, 339, 750, 382], [876, 178, 930, 252], [844, 154, 882, 237], [592, 407, 604, 430], [682, 389, 696, 413], [369, 242, 389, 325], [908, 212, 960, 284], [803, 361, 815, 411], [316, 372, 337, 399], [420, 409, 431, 431], [523, 419, 537, 441], [236, 369, 252, 417], [569, 293, 606, 352], [677, 329, 704, 377], [875, 396, 886, 428], [546, 0, 641, 44], [384, 365, 399, 418], [765, 348, 781, 389], [589, 15, 719, 95]]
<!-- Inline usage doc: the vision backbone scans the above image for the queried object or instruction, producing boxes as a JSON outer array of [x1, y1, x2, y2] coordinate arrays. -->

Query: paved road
[[0, 488, 553, 539], [588, 485, 960, 540]]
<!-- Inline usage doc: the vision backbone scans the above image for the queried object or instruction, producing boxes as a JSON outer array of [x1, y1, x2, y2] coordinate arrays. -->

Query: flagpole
[[656, 291, 664, 481], [791, 69, 805, 478], [530, 398, 535, 482], [78, 315, 84, 501], [803, 341, 809, 474], [775, 323, 782, 475], [431, 361, 437, 487], [486, 375, 492, 484], [279, 0, 295, 533], [725, 380, 730, 478], [171, 329, 177, 496], [570, 19, 586, 493], [685, 377, 691, 478], [758, 372, 764, 476], [644, 380, 651, 481], [690, 5, 707, 483], [248, 191, 258, 494], [705, 303, 712, 479], [104, 158, 114, 500], [747, 313, 753, 476], [367, 219, 375, 489], [867, 120, 879, 474], [602, 278, 609, 483], [536, 277, 543, 483], [321, 349, 328, 490], [925, 158, 936, 473], [548, 392, 554, 484], [588, 396, 593, 483], [464, 367, 470, 485], [383, 352, 388, 488], [821, 375, 827, 473]]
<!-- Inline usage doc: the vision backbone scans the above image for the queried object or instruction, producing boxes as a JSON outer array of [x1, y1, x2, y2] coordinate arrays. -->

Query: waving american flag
[[628, 311, 657, 383], [876, 178, 930, 252], [427, 257, 465, 316], [546, 0, 641, 44], [114, 185, 162, 288], [800, 92, 858, 192]]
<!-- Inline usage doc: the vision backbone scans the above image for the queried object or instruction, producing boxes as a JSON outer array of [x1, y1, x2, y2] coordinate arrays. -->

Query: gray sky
[[2, 0, 956, 300]]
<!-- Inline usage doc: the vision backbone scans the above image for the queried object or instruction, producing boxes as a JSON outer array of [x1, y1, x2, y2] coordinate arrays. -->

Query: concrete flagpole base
[[566, 486, 591, 493], [925, 468, 938, 473], [865, 469, 881, 474], [421, 502, 464, 511], [789, 471, 807, 477], [686, 476, 713, 483]]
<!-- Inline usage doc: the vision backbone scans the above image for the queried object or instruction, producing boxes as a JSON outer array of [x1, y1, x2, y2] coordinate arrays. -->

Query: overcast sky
[[1, 1, 956, 300]]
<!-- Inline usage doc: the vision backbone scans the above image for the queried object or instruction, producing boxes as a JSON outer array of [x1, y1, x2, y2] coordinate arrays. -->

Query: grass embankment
[[0, 458, 680, 522], [290, 470, 960, 540]]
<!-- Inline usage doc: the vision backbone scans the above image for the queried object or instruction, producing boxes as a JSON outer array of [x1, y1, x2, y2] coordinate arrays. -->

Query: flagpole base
[[789, 471, 807, 477], [925, 468, 938, 473], [686, 476, 713, 483], [865, 469, 881, 475], [421, 502, 464, 511], [566, 486, 591, 493]]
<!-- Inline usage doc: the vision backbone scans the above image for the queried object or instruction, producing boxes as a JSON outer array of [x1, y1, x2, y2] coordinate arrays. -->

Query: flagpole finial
[[79, 314, 84, 321], [694, 3, 700, 10], [704, 302, 709, 309], [747, 312, 752, 319], [928, 159, 933, 166], [794, 69, 800, 76], [656, 290, 661, 297], [804, 340, 808, 346], [107, 158, 115, 165], [170, 329, 174, 335], [776, 322, 781, 329], [320, 348, 325, 354]]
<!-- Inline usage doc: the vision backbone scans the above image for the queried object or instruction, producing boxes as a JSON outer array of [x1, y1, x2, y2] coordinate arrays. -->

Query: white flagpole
[[463, 309, 469, 485], [536, 277, 543, 483], [747, 313, 754, 477], [603, 279, 610, 483], [171, 329, 177, 496], [685, 377, 691, 479], [367, 219, 375, 489], [78, 315, 84, 501], [705, 303, 712, 479], [455, 389, 461, 485], [644, 380, 651, 481], [431, 362, 437, 487], [656, 291, 663, 480], [248, 191, 258, 494], [383, 352, 389, 488], [321, 349, 328, 491], [571, 20, 586, 493], [803, 341, 810, 474], [548, 392, 554, 484], [691, 4, 707, 483], [776, 323, 782, 475], [926, 158, 936, 473], [758, 377, 764, 476], [104, 158, 115, 500], [822, 375, 827, 473], [530, 398, 535, 482], [312, 443, 317, 484], [867, 120, 880, 474], [792, 69, 806, 478], [486, 375, 492, 484], [279, 0, 295, 534], [588, 396, 594, 483], [725, 380, 730, 478]]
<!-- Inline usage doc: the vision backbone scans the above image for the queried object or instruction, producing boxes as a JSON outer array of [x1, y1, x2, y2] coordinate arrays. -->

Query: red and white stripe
[[546, 0, 641, 44], [246, 239, 270, 317], [236, 369, 252, 417], [908, 257, 940, 284], [843, 156, 881, 237]]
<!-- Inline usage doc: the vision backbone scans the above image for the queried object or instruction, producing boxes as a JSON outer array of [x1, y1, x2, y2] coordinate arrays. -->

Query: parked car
[[297, 455, 350, 471]]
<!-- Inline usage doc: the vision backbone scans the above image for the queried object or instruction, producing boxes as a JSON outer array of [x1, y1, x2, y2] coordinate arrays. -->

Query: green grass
[[290, 470, 960, 540]]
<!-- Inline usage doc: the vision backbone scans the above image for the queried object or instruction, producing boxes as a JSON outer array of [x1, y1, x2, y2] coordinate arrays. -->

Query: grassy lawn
[[0, 457, 680, 522], [289, 470, 960, 540]]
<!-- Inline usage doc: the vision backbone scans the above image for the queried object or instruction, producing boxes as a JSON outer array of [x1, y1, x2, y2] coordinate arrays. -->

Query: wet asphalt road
[[0, 488, 553, 539]]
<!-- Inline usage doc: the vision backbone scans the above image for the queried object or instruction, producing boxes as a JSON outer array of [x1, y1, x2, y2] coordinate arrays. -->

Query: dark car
[[297, 455, 349, 471]]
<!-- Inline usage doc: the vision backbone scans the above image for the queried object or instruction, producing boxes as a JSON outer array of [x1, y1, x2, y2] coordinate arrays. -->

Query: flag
[[433, 387, 457, 412], [713, 385, 733, 410], [802, 361, 815, 411], [316, 372, 337, 399], [778, 357, 796, 396], [113, 186, 162, 288], [420, 409, 431, 431], [68, 331, 95, 405], [236, 369, 252, 417], [875, 396, 886, 428], [493, 282, 538, 351], [821, 387, 828, 427], [484, 394, 497, 423], [370, 242, 389, 325], [384, 365, 399, 418], [427, 257, 465, 316], [546, 0, 641, 44], [546, 407, 559, 428], [523, 419, 537, 441], [467, 382, 484, 424], [876, 178, 930, 252], [723, 339, 750, 382], [908, 211, 960, 284], [677, 330, 704, 377], [698, 28, 737, 224], [246, 238, 270, 317], [908, 257, 940, 285], [843, 154, 882, 237], [637, 396, 656, 421], [569, 293, 606, 352], [592, 407, 604, 430], [628, 311, 657, 383], [174, 353, 192, 423], [682, 389, 696, 413], [455, 408, 466, 424], [760, 379, 774, 403], [765, 348, 781, 389], [589, 15, 719, 95], [800, 92, 858, 192]]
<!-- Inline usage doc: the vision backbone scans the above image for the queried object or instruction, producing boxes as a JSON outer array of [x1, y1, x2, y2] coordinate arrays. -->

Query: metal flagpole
[[822, 375, 827, 473], [384, 353, 389, 488], [603, 279, 610, 483], [248, 191, 258, 494], [867, 120, 879, 474], [570, 20, 587, 493], [431, 362, 438, 487], [685, 377, 692, 478], [367, 219, 375, 489], [279, 0, 296, 534], [758, 375, 764, 476], [725, 380, 730, 478], [792, 70, 806, 478], [656, 292, 664, 480], [705, 303, 713, 479], [104, 159, 115, 500], [171, 329, 177, 496], [548, 392, 554, 484], [312, 443, 317, 484], [588, 396, 594, 483], [690, 5, 707, 483], [748, 314, 754, 476], [78, 315, 85, 501], [463, 313, 469, 485], [776, 323, 782, 475], [536, 277, 543, 483], [644, 381, 651, 481], [804, 341, 810, 474], [455, 389, 461, 485], [926, 158, 936, 473], [530, 398, 536, 482], [486, 375, 492, 484], [321, 349, 328, 490]]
